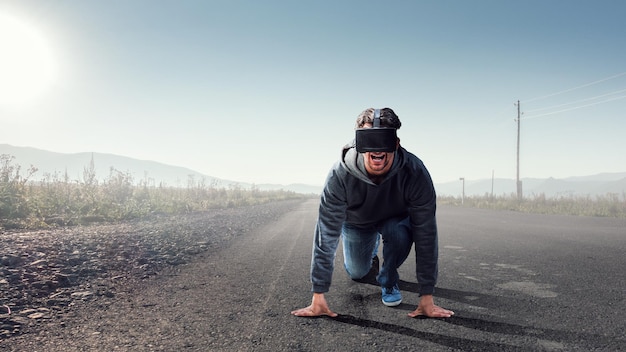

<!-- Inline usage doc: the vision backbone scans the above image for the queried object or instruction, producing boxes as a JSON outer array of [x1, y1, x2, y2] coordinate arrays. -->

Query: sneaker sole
[[382, 298, 402, 307]]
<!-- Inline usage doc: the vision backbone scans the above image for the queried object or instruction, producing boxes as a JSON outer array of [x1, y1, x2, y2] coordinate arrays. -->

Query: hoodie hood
[[340, 140, 405, 185]]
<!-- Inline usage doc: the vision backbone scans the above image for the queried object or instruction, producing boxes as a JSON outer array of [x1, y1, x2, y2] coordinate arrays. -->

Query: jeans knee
[[345, 265, 370, 280]]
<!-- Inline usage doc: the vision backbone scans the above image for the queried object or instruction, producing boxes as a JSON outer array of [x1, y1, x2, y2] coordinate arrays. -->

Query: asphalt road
[[11, 198, 622, 351], [219, 199, 625, 352]]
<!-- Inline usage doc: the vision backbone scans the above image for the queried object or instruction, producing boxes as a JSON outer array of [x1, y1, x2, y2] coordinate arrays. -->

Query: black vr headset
[[355, 109, 398, 153]]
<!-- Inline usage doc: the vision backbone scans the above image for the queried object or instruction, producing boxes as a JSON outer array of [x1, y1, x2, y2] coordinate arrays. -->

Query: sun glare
[[0, 13, 57, 107]]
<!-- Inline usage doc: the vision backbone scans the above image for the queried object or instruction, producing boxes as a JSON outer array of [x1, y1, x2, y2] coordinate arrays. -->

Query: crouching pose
[[291, 107, 454, 319]]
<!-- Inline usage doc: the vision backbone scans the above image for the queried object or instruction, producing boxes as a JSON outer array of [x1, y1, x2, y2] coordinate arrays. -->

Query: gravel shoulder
[[0, 199, 305, 351]]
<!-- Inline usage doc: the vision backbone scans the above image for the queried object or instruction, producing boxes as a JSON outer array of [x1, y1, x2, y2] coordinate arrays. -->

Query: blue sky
[[1, 0, 625, 186]]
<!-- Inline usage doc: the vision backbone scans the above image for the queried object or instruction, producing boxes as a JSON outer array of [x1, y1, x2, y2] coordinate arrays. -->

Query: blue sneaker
[[381, 284, 402, 306]]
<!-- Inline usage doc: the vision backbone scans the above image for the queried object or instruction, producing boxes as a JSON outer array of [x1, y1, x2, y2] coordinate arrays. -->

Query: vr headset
[[355, 109, 398, 153]]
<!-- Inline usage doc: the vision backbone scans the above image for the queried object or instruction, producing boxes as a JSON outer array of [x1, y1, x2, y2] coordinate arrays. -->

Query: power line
[[513, 72, 626, 200], [523, 94, 626, 120], [524, 87, 626, 114], [524, 71, 626, 103]]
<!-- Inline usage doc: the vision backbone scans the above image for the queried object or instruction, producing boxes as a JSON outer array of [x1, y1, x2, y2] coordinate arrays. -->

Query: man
[[291, 107, 454, 319]]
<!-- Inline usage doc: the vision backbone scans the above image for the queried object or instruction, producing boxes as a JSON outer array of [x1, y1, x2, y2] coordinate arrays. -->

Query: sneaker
[[381, 284, 402, 307]]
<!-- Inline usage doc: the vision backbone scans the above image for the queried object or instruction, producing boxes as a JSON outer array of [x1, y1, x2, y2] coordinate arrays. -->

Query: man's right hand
[[290, 292, 337, 317]]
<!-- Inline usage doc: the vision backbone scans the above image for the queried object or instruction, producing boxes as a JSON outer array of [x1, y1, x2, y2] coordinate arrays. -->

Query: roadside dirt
[[0, 199, 305, 351]]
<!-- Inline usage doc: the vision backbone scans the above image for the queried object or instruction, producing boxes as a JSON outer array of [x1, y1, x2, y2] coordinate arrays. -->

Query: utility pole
[[459, 177, 465, 205], [515, 100, 522, 201], [491, 169, 494, 201]]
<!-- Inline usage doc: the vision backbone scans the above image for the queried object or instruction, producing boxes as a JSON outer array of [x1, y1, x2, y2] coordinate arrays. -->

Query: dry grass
[[1, 154, 308, 229], [438, 192, 626, 218]]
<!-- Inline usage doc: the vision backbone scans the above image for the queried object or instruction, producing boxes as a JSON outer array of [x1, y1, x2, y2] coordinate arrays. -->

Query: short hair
[[355, 108, 402, 129]]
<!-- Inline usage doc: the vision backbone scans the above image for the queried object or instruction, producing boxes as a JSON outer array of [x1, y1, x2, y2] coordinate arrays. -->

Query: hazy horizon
[[3, 143, 625, 191], [1, 1, 625, 186]]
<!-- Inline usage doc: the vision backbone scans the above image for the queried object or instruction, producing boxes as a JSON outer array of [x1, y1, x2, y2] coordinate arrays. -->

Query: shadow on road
[[333, 314, 526, 351], [334, 280, 621, 350], [333, 307, 620, 351], [399, 280, 509, 309]]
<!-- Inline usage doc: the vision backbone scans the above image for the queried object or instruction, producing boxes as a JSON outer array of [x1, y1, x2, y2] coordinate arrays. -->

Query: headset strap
[[373, 109, 381, 128]]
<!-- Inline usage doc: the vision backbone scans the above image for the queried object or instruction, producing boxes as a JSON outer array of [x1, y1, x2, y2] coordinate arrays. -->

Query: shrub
[[0, 155, 309, 230], [438, 192, 626, 218]]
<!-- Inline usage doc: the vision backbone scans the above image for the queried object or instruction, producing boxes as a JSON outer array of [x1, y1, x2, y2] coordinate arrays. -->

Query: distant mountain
[[0, 143, 226, 187], [0, 144, 322, 194], [435, 172, 626, 198], [4, 144, 621, 198]]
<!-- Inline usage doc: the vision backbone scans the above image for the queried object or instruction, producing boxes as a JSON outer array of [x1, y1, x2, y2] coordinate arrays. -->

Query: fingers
[[407, 308, 422, 318], [430, 307, 454, 318], [325, 310, 338, 318], [407, 305, 454, 318], [290, 306, 337, 318], [290, 307, 313, 317]]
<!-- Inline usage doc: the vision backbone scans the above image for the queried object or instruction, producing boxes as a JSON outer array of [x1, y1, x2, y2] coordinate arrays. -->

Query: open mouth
[[370, 153, 386, 162]]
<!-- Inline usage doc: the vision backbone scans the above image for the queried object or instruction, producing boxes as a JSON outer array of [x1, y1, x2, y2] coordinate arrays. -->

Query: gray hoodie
[[311, 141, 438, 295]]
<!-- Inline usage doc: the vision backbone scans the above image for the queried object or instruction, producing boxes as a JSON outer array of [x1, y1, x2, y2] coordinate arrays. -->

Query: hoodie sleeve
[[407, 162, 439, 296], [310, 163, 348, 293]]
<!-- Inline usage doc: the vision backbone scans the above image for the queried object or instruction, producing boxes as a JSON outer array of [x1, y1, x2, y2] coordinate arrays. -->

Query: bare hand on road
[[291, 293, 337, 318], [408, 294, 454, 318]]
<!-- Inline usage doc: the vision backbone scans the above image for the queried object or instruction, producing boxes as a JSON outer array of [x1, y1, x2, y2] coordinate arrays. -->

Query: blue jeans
[[342, 216, 412, 288]]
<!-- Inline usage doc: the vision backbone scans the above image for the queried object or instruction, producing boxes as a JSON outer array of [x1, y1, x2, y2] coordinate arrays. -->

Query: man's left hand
[[408, 294, 454, 318]]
